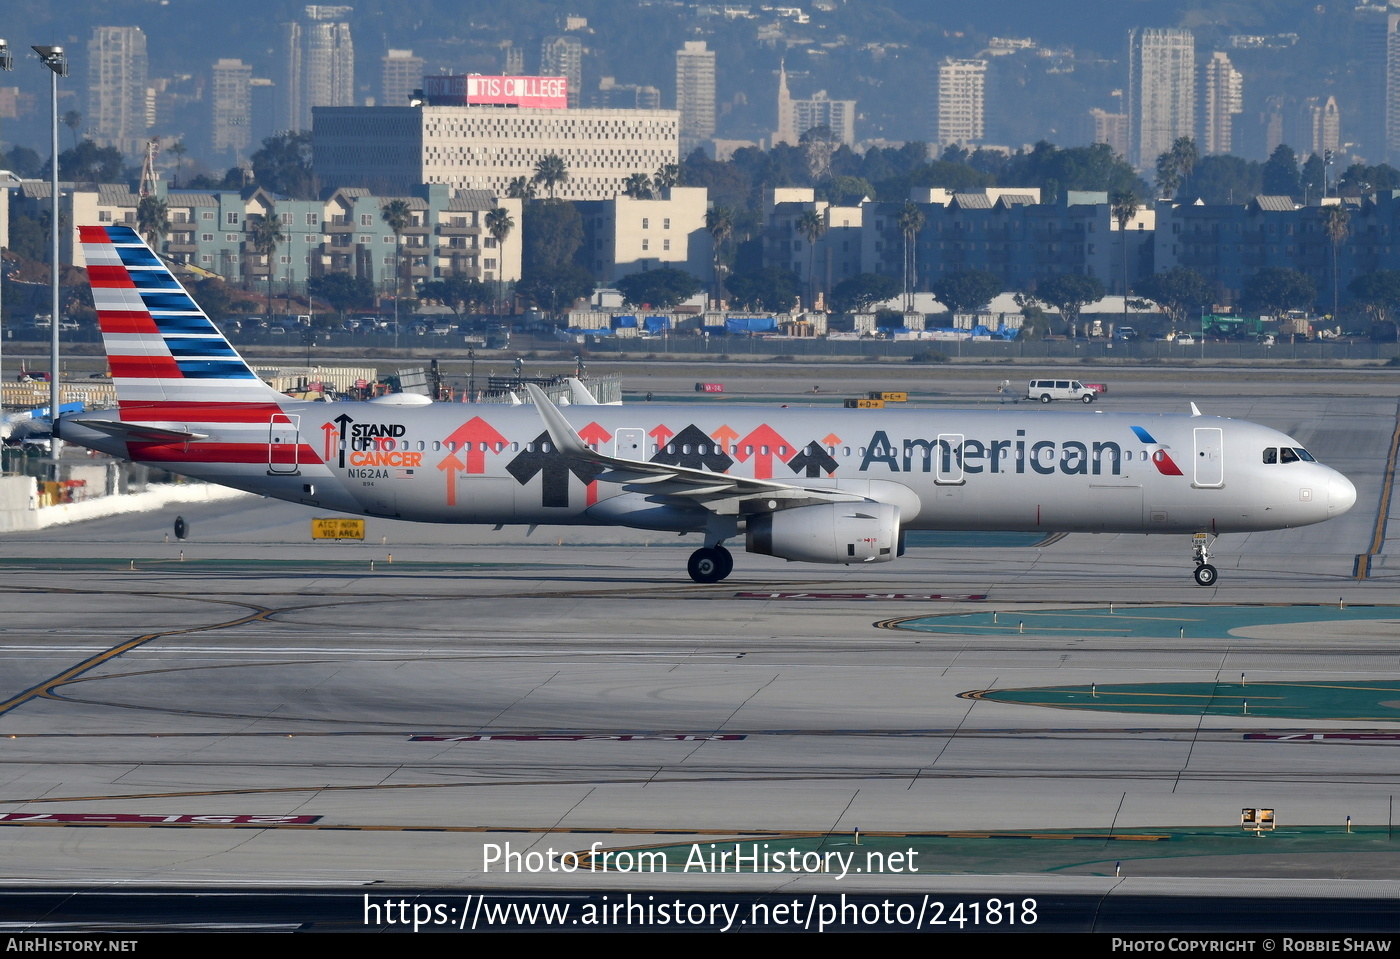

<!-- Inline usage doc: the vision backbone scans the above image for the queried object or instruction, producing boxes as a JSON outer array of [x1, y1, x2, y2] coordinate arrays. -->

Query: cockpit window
[[1280, 447, 1299, 464], [1263, 448, 1277, 464], [1295, 448, 1315, 462]]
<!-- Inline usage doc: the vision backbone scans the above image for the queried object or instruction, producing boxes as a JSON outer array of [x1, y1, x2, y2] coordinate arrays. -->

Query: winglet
[[1190, 402, 1202, 417], [567, 377, 600, 405], [525, 383, 590, 457]]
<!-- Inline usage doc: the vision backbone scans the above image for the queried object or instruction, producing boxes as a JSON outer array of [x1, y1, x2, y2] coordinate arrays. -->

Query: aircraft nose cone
[[1329, 473, 1357, 515]]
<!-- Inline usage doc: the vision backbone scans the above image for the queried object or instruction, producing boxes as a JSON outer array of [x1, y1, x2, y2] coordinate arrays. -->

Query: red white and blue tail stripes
[[80, 224, 286, 419]]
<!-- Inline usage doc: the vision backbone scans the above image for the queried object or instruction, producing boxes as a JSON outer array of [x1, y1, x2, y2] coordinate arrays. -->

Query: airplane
[[57, 224, 1357, 586]]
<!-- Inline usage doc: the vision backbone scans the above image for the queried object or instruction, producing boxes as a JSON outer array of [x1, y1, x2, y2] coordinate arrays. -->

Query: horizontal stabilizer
[[78, 419, 209, 443]]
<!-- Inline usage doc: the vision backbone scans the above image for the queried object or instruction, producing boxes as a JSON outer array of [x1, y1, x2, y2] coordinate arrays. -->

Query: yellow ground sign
[[312, 518, 365, 540]]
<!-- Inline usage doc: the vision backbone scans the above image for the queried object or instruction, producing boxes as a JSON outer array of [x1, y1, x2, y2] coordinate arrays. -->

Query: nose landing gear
[[1192, 533, 1218, 587]]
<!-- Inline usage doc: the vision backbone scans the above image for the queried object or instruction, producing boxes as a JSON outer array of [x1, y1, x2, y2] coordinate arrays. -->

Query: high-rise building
[[1292, 95, 1341, 157], [541, 36, 583, 108], [278, 5, 354, 132], [86, 26, 149, 155], [676, 41, 716, 153], [381, 49, 424, 108], [1128, 27, 1195, 169], [773, 62, 856, 147], [211, 58, 253, 158], [934, 58, 987, 148], [1198, 51, 1243, 155], [1388, 14, 1400, 164], [1090, 108, 1129, 159], [502, 45, 524, 75]]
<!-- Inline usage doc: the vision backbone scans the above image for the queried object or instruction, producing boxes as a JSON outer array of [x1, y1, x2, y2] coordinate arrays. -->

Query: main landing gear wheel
[[1193, 564, 1218, 587], [688, 546, 733, 583]]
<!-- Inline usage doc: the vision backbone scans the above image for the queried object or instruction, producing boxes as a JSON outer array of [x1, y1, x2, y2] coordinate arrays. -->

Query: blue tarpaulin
[[612, 314, 638, 328], [643, 315, 670, 333]]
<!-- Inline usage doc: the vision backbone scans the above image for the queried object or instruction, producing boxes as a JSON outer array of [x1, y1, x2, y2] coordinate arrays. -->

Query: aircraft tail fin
[[80, 224, 287, 420]]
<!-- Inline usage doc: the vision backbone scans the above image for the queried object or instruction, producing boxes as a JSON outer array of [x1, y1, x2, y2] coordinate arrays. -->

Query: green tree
[[1134, 268, 1210, 332], [622, 172, 653, 199], [932, 270, 1002, 314], [380, 199, 413, 332], [1301, 153, 1326, 201], [1110, 189, 1140, 334], [506, 176, 537, 201], [533, 153, 569, 199], [60, 110, 83, 150], [705, 205, 735, 304], [829, 273, 899, 314], [725, 267, 801, 313], [136, 195, 170, 251], [653, 162, 679, 190], [1030, 273, 1105, 338], [56, 140, 128, 184], [308, 273, 374, 319], [1348, 271, 1400, 326], [615, 267, 702, 310], [796, 209, 828, 310], [1262, 145, 1302, 198], [897, 201, 924, 312], [1321, 205, 1350, 319], [514, 263, 594, 318], [169, 139, 188, 189], [250, 132, 316, 199], [249, 214, 284, 307], [418, 275, 491, 319], [485, 206, 515, 313], [522, 200, 583, 273], [1242, 267, 1316, 316]]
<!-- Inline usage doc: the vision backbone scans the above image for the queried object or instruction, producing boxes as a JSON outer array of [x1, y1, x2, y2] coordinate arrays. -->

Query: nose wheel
[[1191, 532, 1217, 587], [687, 545, 734, 583]]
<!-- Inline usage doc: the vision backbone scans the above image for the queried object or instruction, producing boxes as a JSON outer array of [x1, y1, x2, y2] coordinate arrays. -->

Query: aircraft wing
[[525, 384, 864, 515], [72, 419, 210, 443]]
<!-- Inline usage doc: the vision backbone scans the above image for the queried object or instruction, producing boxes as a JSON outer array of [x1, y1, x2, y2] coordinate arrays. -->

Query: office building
[[541, 36, 583, 108], [1128, 27, 1195, 169], [278, 5, 355, 132], [211, 59, 253, 158], [935, 58, 987, 148], [676, 41, 716, 154], [86, 26, 149, 155], [1198, 51, 1243, 155], [381, 49, 424, 108]]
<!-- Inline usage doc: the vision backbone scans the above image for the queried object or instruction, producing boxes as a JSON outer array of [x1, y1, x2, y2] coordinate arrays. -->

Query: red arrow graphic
[[734, 424, 796, 479], [436, 451, 465, 506], [320, 421, 338, 462], [443, 416, 508, 474], [649, 423, 675, 448]]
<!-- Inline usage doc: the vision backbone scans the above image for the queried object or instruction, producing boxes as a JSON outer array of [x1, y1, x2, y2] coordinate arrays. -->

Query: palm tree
[[532, 153, 568, 199], [1110, 189, 1140, 334], [136, 195, 170, 252], [653, 162, 679, 190], [484, 206, 515, 316], [506, 176, 537, 201], [249, 214, 284, 313], [1322, 204, 1351, 321], [622, 172, 652, 199], [381, 199, 413, 339], [169, 139, 188, 189], [796, 209, 828, 311], [60, 111, 83, 150], [897, 201, 924, 313], [704, 206, 734, 307]]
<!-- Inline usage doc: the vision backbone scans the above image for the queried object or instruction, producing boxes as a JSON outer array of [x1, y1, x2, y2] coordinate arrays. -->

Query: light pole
[[0, 40, 12, 399], [33, 45, 66, 450]]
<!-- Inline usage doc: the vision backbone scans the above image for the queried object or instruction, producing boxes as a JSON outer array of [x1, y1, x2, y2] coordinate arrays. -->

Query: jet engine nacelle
[[746, 502, 901, 565]]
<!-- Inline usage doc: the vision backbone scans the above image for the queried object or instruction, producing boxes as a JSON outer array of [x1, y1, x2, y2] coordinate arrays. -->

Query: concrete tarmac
[[2, 377, 1400, 909]]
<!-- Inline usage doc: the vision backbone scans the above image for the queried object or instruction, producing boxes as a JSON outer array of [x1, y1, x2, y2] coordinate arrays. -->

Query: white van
[[1027, 379, 1097, 404]]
